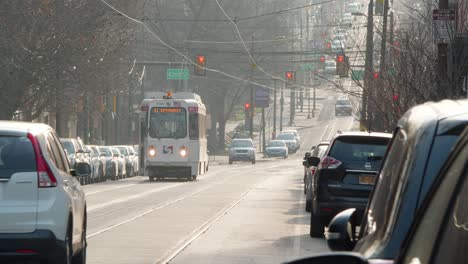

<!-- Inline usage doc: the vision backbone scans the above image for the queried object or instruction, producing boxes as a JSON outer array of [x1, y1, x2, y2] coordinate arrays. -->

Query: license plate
[[359, 175, 375, 185]]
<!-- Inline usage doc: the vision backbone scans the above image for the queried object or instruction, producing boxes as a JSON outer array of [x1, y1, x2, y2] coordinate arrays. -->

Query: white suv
[[0, 121, 88, 263]]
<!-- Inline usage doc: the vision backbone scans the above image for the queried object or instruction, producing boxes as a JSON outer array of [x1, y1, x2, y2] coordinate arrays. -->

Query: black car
[[303, 141, 329, 212], [287, 126, 468, 264], [306, 131, 392, 237], [323, 99, 468, 259]]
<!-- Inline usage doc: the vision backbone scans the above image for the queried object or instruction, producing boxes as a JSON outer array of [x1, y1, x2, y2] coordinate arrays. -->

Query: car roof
[[336, 131, 393, 138], [0, 121, 52, 135], [232, 138, 252, 141]]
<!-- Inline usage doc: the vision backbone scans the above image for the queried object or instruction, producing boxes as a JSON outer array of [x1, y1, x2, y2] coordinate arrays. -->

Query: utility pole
[[272, 79, 277, 139], [437, 0, 449, 90], [362, 0, 374, 131], [300, 10, 304, 113], [249, 35, 255, 139], [261, 107, 266, 152], [280, 81, 284, 131]]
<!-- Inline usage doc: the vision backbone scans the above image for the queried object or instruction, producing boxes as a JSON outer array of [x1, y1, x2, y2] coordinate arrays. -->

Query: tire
[[251, 159, 256, 164], [310, 211, 325, 238], [72, 215, 87, 264], [149, 176, 154, 181], [65, 224, 73, 264], [305, 199, 311, 212], [193, 175, 197, 181], [229, 159, 233, 165]]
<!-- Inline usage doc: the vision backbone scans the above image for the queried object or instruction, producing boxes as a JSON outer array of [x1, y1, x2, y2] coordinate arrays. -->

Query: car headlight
[[148, 146, 156, 157], [180, 146, 188, 157]]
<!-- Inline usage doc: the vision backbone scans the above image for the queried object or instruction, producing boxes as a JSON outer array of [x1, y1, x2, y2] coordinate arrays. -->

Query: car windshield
[[231, 140, 253, 148], [277, 133, 295, 140], [269, 141, 285, 147], [99, 147, 112, 157], [61, 141, 75, 155], [117, 147, 129, 156], [328, 136, 389, 170], [336, 99, 351, 105]]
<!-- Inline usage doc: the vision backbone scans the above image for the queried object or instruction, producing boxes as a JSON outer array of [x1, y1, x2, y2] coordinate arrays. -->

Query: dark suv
[[307, 131, 392, 237], [323, 99, 468, 260]]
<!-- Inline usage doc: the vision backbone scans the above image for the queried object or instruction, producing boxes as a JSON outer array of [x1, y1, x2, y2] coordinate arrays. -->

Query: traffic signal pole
[[272, 79, 277, 139], [280, 81, 284, 132], [362, 0, 374, 131]]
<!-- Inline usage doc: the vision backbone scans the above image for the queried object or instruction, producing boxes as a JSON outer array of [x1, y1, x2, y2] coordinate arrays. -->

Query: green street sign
[[299, 64, 314, 71], [166, 69, 189, 80], [351, 70, 364, 81]]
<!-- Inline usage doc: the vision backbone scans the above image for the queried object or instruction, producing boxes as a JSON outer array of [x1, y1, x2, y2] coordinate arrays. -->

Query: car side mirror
[[325, 208, 358, 251], [285, 252, 368, 264], [307, 156, 321, 167], [302, 160, 310, 167], [304, 152, 311, 159], [72, 162, 91, 177]]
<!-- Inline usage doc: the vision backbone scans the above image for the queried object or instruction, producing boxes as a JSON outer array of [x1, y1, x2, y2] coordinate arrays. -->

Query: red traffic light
[[393, 94, 399, 101], [320, 56, 325, 63], [337, 55, 344, 63], [196, 55, 205, 65], [244, 103, 251, 109], [286, 71, 295, 80], [326, 42, 331, 49], [373, 72, 379, 79]]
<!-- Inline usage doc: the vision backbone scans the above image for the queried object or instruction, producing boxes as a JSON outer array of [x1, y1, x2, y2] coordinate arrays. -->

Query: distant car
[[335, 98, 353, 116], [331, 40, 345, 53], [126, 146, 139, 176], [324, 99, 468, 260], [333, 34, 346, 43], [304, 141, 330, 212], [98, 146, 119, 181], [114, 146, 134, 177], [0, 121, 89, 263], [282, 129, 301, 146], [229, 139, 255, 164], [265, 140, 288, 159], [110, 147, 126, 179], [88, 145, 106, 182], [341, 13, 353, 27], [60, 138, 91, 185], [323, 60, 337, 75], [346, 2, 360, 13], [306, 131, 392, 237], [277, 133, 299, 153], [290, 126, 468, 264]]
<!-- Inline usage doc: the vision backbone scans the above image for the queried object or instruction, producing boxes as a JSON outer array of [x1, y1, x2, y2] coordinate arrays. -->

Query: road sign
[[255, 87, 270, 108], [351, 70, 364, 81], [432, 9, 455, 20], [166, 69, 189, 80]]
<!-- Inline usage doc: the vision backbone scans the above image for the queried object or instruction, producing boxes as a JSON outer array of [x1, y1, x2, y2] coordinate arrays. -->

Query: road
[[82, 88, 355, 264]]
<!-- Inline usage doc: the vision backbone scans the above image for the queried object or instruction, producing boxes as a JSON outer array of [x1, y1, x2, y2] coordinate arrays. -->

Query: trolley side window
[[189, 112, 199, 140], [150, 107, 187, 139]]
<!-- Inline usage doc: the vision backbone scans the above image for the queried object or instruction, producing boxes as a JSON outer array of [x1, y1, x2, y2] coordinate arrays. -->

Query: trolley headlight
[[148, 146, 156, 157], [179, 147, 188, 157]]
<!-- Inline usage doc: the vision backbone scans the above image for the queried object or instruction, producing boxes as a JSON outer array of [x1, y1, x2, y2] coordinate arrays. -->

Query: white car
[[324, 60, 337, 75], [277, 133, 299, 153], [281, 129, 301, 147], [331, 40, 345, 53], [0, 121, 89, 263]]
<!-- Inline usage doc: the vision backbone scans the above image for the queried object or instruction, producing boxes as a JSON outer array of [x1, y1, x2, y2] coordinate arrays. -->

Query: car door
[[0, 132, 38, 233], [399, 132, 468, 264], [48, 132, 85, 248]]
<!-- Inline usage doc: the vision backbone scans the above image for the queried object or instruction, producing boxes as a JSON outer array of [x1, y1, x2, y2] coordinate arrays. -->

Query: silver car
[[229, 139, 256, 164]]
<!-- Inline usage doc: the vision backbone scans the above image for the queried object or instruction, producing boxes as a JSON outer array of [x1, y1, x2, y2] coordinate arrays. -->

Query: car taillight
[[27, 133, 57, 188], [310, 167, 316, 175], [319, 156, 342, 169]]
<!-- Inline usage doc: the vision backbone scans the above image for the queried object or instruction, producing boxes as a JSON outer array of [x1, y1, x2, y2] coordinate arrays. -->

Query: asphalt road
[[82, 89, 356, 264]]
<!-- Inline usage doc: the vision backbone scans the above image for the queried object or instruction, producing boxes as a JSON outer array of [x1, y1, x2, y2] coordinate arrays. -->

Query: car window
[[401, 140, 467, 264], [315, 145, 329, 158], [359, 129, 408, 241], [99, 147, 112, 157], [231, 140, 253, 148], [52, 133, 70, 172], [62, 140, 75, 155], [117, 147, 129, 156], [0, 135, 36, 179], [47, 133, 66, 172], [327, 136, 389, 170], [270, 141, 285, 147]]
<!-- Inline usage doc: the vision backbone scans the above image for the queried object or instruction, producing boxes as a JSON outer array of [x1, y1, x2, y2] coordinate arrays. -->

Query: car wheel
[[251, 159, 256, 164], [229, 159, 233, 165], [149, 176, 154, 181], [305, 199, 311, 212], [192, 175, 197, 181], [72, 215, 87, 264], [65, 224, 73, 264], [310, 211, 325, 238]]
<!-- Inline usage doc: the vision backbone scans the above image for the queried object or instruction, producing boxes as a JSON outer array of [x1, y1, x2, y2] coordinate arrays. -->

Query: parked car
[[0, 121, 89, 263], [229, 139, 256, 164], [60, 138, 91, 185], [88, 145, 106, 182], [303, 141, 330, 212], [110, 147, 126, 179], [98, 146, 119, 181], [305, 131, 392, 237], [323, 99, 468, 260], [114, 145, 134, 177], [288, 126, 468, 264], [335, 98, 353, 116], [265, 140, 288, 158], [277, 133, 299, 153], [282, 129, 301, 148], [126, 145, 139, 176]]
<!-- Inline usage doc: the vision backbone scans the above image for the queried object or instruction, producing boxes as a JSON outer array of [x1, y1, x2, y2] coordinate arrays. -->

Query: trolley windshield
[[149, 107, 187, 139]]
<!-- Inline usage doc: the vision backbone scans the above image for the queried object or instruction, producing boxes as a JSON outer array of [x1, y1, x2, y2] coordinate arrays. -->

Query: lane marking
[[154, 175, 269, 264], [87, 183, 183, 212], [86, 184, 214, 239]]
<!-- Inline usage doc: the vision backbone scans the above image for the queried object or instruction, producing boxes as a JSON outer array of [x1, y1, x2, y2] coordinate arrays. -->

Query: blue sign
[[255, 87, 269, 108]]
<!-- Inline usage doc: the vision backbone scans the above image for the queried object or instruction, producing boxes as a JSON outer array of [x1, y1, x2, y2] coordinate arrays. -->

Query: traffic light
[[336, 54, 348, 77], [194, 55, 206, 76], [244, 102, 251, 109], [373, 72, 379, 79], [393, 94, 399, 101], [285, 71, 296, 82], [326, 42, 331, 50], [320, 56, 326, 63]]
